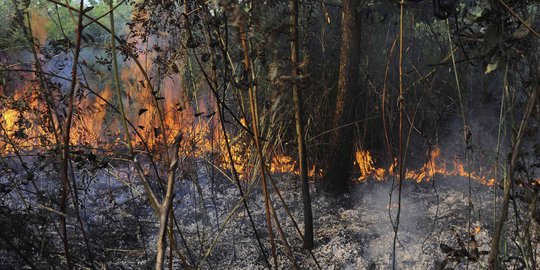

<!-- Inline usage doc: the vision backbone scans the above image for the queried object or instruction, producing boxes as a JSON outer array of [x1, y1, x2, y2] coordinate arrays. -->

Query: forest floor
[[0, 160, 533, 269], [169, 166, 511, 270], [306, 178, 495, 270]]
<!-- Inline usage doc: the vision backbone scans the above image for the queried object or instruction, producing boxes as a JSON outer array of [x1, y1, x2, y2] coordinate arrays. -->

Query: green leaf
[[485, 61, 499, 74]]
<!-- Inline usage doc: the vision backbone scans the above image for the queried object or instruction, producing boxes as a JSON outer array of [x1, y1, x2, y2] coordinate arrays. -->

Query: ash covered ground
[[196, 174, 503, 270], [0, 158, 536, 269]]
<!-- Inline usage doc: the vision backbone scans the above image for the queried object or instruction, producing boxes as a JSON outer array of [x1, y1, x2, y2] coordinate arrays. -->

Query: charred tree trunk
[[324, 0, 362, 193], [290, 0, 314, 250]]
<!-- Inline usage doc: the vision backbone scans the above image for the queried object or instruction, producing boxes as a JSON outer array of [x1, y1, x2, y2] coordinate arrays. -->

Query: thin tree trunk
[[155, 135, 182, 270], [488, 60, 539, 269], [238, 22, 279, 269], [58, 1, 85, 267], [290, 0, 313, 250], [325, 0, 362, 193], [488, 89, 536, 269], [106, 2, 183, 268], [393, 3, 406, 268]]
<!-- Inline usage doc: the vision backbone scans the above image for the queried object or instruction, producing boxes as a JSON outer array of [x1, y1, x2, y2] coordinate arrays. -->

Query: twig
[[392, 1, 405, 268], [497, 0, 540, 39]]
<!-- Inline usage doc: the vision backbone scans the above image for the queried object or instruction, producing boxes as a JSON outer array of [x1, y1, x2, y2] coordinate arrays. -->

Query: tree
[[290, 0, 313, 249], [324, 0, 362, 193]]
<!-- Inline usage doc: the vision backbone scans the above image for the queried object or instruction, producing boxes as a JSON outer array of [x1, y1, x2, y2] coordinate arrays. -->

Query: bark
[[290, 0, 314, 249], [239, 21, 278, 268], [58, 1, 85, 267], [324, 0, 362, 193], [155, 135, 182, 270]]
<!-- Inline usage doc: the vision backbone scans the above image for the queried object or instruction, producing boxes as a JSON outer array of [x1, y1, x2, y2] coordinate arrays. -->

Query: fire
[[0, 7, 304, 181], [0, 85, 52, 152], [0, 80, 524, 187], [355, 148, 495, 186], [72, 87, 113, 144], [0, 8, 520, 186], [355, 150, 385, 181], [307, 165, 324, 178], [269, 154, 296, 174], [1, 109, 18, 134], [0, 62, 298, 181]]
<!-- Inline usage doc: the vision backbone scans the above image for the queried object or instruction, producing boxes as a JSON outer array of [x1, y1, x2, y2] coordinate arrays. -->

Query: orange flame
[[269, 154, 296, 174], [355, 150, 385, 181], [355, 148, 495, 186], [0, 10, 520, 185]]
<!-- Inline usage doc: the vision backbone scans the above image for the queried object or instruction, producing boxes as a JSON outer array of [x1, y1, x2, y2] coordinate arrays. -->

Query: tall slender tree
[[325, 0, 362, 193], [290, 0, 314, 249]]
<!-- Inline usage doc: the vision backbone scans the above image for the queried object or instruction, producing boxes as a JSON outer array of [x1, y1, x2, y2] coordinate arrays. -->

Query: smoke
[[345, 172, 494, 268]]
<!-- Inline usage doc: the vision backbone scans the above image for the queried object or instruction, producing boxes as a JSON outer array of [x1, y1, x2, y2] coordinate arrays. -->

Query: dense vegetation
[[0, 0, 539, 269]]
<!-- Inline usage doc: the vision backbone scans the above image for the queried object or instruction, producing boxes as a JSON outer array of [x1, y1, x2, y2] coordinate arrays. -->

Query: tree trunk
[[488, 55, 539, 270], [239, 22, 279, 268], [155, 135, 182, 270], [290, 0, 314, 250], [324, 0, 362, 193], [59, 1, 85, 267]]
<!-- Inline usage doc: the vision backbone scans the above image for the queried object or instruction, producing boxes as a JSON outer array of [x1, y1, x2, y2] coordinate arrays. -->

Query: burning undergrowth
[[1, 1, 540, 269], [1, 71, 539, 268]]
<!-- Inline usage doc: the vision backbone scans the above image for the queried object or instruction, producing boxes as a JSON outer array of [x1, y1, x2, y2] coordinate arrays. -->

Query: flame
[[0, 7, 311, 181], [0, 85, 51, 152], [269, 154, 296, 174], [1, 109, 18, 134], [0, 8, 529, 186], [0, 77, 528, 187], [355, 148, 496, 186], [355, 150, 385, 181], [72, 86, 113, 144], [308, 165, 315, 177]]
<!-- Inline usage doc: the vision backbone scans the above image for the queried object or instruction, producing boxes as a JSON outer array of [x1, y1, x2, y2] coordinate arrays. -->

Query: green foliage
[[0, 0, 133, 47]]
